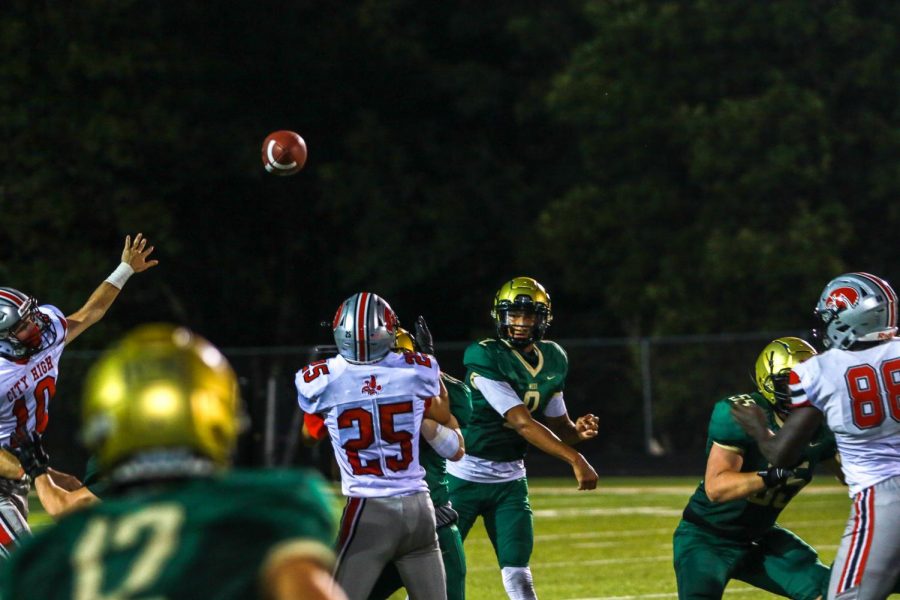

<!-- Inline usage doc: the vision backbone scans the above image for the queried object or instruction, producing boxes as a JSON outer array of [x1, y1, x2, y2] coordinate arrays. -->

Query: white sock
[[501, 566, 537, 600]]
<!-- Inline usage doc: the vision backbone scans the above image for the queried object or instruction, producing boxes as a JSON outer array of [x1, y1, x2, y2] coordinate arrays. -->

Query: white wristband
[[426, 423, 461, 459], [105, 262, 135, 289]]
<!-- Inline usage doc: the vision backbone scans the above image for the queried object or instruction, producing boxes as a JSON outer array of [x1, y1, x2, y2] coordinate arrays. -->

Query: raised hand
[[414, 315, 435, 355], [121, 233, 159, 273]]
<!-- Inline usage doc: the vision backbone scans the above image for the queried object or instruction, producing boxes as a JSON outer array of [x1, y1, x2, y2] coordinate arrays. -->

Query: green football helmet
[[754, 336, 816, 417], [491, 277, 553, 348], [82, 324, 241, 476]]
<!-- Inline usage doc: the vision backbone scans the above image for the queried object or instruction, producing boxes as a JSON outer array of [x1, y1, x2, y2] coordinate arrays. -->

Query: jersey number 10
[[845, 358, 900, 429]]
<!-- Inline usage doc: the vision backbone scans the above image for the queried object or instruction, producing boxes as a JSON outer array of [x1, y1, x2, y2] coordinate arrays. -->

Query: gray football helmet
[[815, 272, 898, 349], [0, 287, 56, 360], [332, 292, 398, 363]]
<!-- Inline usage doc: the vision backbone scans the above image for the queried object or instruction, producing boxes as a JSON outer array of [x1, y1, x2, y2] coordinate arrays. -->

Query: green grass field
[[26, 477, 894, 600], [387, 477, 867, 600]]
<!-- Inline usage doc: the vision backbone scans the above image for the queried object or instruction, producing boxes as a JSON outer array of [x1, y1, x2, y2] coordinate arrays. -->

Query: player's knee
[[501, 566, 536, 600]]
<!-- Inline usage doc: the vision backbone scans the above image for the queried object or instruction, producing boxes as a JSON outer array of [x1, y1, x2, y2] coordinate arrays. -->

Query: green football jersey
[[682, 392, 837, 541], [422, 373, 473, 506], [1, 469, 336, 600], [463, 338, 568, 463]]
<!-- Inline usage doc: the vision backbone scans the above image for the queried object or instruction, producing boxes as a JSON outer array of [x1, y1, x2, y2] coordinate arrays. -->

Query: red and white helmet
[[0, 287, 55, 360], [815, 272, 898, 349], [332, 292, 398, 364]]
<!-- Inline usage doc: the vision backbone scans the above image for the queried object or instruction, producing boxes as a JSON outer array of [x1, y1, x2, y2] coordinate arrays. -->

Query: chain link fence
[[44, 331, 804, 481]]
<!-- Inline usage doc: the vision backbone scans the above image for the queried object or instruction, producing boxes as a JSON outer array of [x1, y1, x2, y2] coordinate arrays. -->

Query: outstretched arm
[[504, 405, 598, 490], [34, 473, 99, 518], [66, 233, 159, 344], [731, 403, 823, 467]]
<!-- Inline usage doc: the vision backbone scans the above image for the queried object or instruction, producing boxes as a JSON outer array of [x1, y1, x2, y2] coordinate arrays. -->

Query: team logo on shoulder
[[361, 375, 382, 395]]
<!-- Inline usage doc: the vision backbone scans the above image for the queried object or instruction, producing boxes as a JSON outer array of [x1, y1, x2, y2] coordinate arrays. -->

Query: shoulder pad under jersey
[[464, 339, 506, 380], [40, 305, 68, 347], [295, 356, 347, 412], [709, 396, 757, 451]]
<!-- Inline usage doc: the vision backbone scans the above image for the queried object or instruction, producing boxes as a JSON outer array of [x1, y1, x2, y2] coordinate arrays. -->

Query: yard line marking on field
[[782, 519, 844, 527], [535, 528, 674, 541], [529, 485, 848, 496], [469, 555, 671, 573], [534, 507, 683, 518], [564, 587, 762, 599]]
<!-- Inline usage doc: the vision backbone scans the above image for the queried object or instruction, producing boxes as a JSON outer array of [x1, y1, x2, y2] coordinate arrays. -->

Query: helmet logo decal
[[361, 375, 382, 395], [826, 287, 860, 311]]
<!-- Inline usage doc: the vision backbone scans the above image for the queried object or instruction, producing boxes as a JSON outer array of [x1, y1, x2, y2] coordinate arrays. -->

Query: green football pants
[[447, 475, 533, 568], [367, 522, 467, 600], [673, 519, 830, 600]]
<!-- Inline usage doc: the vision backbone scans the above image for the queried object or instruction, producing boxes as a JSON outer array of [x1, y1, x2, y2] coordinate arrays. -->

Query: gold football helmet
[[754, 337, 816, 417], [393, 327, 416, 353], [82, 324, 240, 474], [491, 277, 553, 348]]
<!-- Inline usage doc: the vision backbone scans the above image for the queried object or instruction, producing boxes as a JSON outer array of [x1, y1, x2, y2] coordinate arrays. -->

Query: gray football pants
[[0, 491, 30, 558], [829, 475, 900, 600], [335, 491, 447, 600]]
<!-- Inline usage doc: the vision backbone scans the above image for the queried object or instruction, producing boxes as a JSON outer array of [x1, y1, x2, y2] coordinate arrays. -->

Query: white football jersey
[[0, 306, 67, 445], [791, 339, 900, 496], [296, 351, 441, 498]]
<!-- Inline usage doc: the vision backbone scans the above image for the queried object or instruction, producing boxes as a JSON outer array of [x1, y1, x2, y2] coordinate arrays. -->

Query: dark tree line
[[4, 1, 900, 464]]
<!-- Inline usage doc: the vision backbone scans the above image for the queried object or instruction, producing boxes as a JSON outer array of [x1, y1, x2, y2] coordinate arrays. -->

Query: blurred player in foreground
[[367, 320, 473, 600], [1, 324, 345, 600], [0, 233, 157, 552], [447, 277, 599, 599], [297, 293, 462, 599], [732, 273, 900, 600], [673, 337, 837, 600]]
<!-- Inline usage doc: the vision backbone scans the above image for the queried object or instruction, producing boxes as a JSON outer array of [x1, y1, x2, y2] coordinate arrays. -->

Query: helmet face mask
[[332, 292, 397, 364], [492, 277, 553, 348], [0, 288, 56, 360], [814, 272, 898, 350], [754, 337, 817, 418]]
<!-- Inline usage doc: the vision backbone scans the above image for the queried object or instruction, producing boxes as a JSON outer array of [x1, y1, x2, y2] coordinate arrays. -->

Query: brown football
[[261, 130, 307, 176]]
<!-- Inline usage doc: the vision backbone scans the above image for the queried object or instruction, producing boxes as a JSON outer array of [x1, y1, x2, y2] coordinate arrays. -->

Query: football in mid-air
[[261, 130, 307, 176]]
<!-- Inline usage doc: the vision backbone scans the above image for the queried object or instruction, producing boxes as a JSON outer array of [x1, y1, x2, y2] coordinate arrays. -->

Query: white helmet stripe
[[854, 272, 897, 329]]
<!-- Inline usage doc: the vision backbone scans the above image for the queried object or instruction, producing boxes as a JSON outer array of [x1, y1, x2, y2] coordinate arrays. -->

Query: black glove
[[758, 467, 794, 488], [6, 431, 50, 479], [414, 315, 435, 355]]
